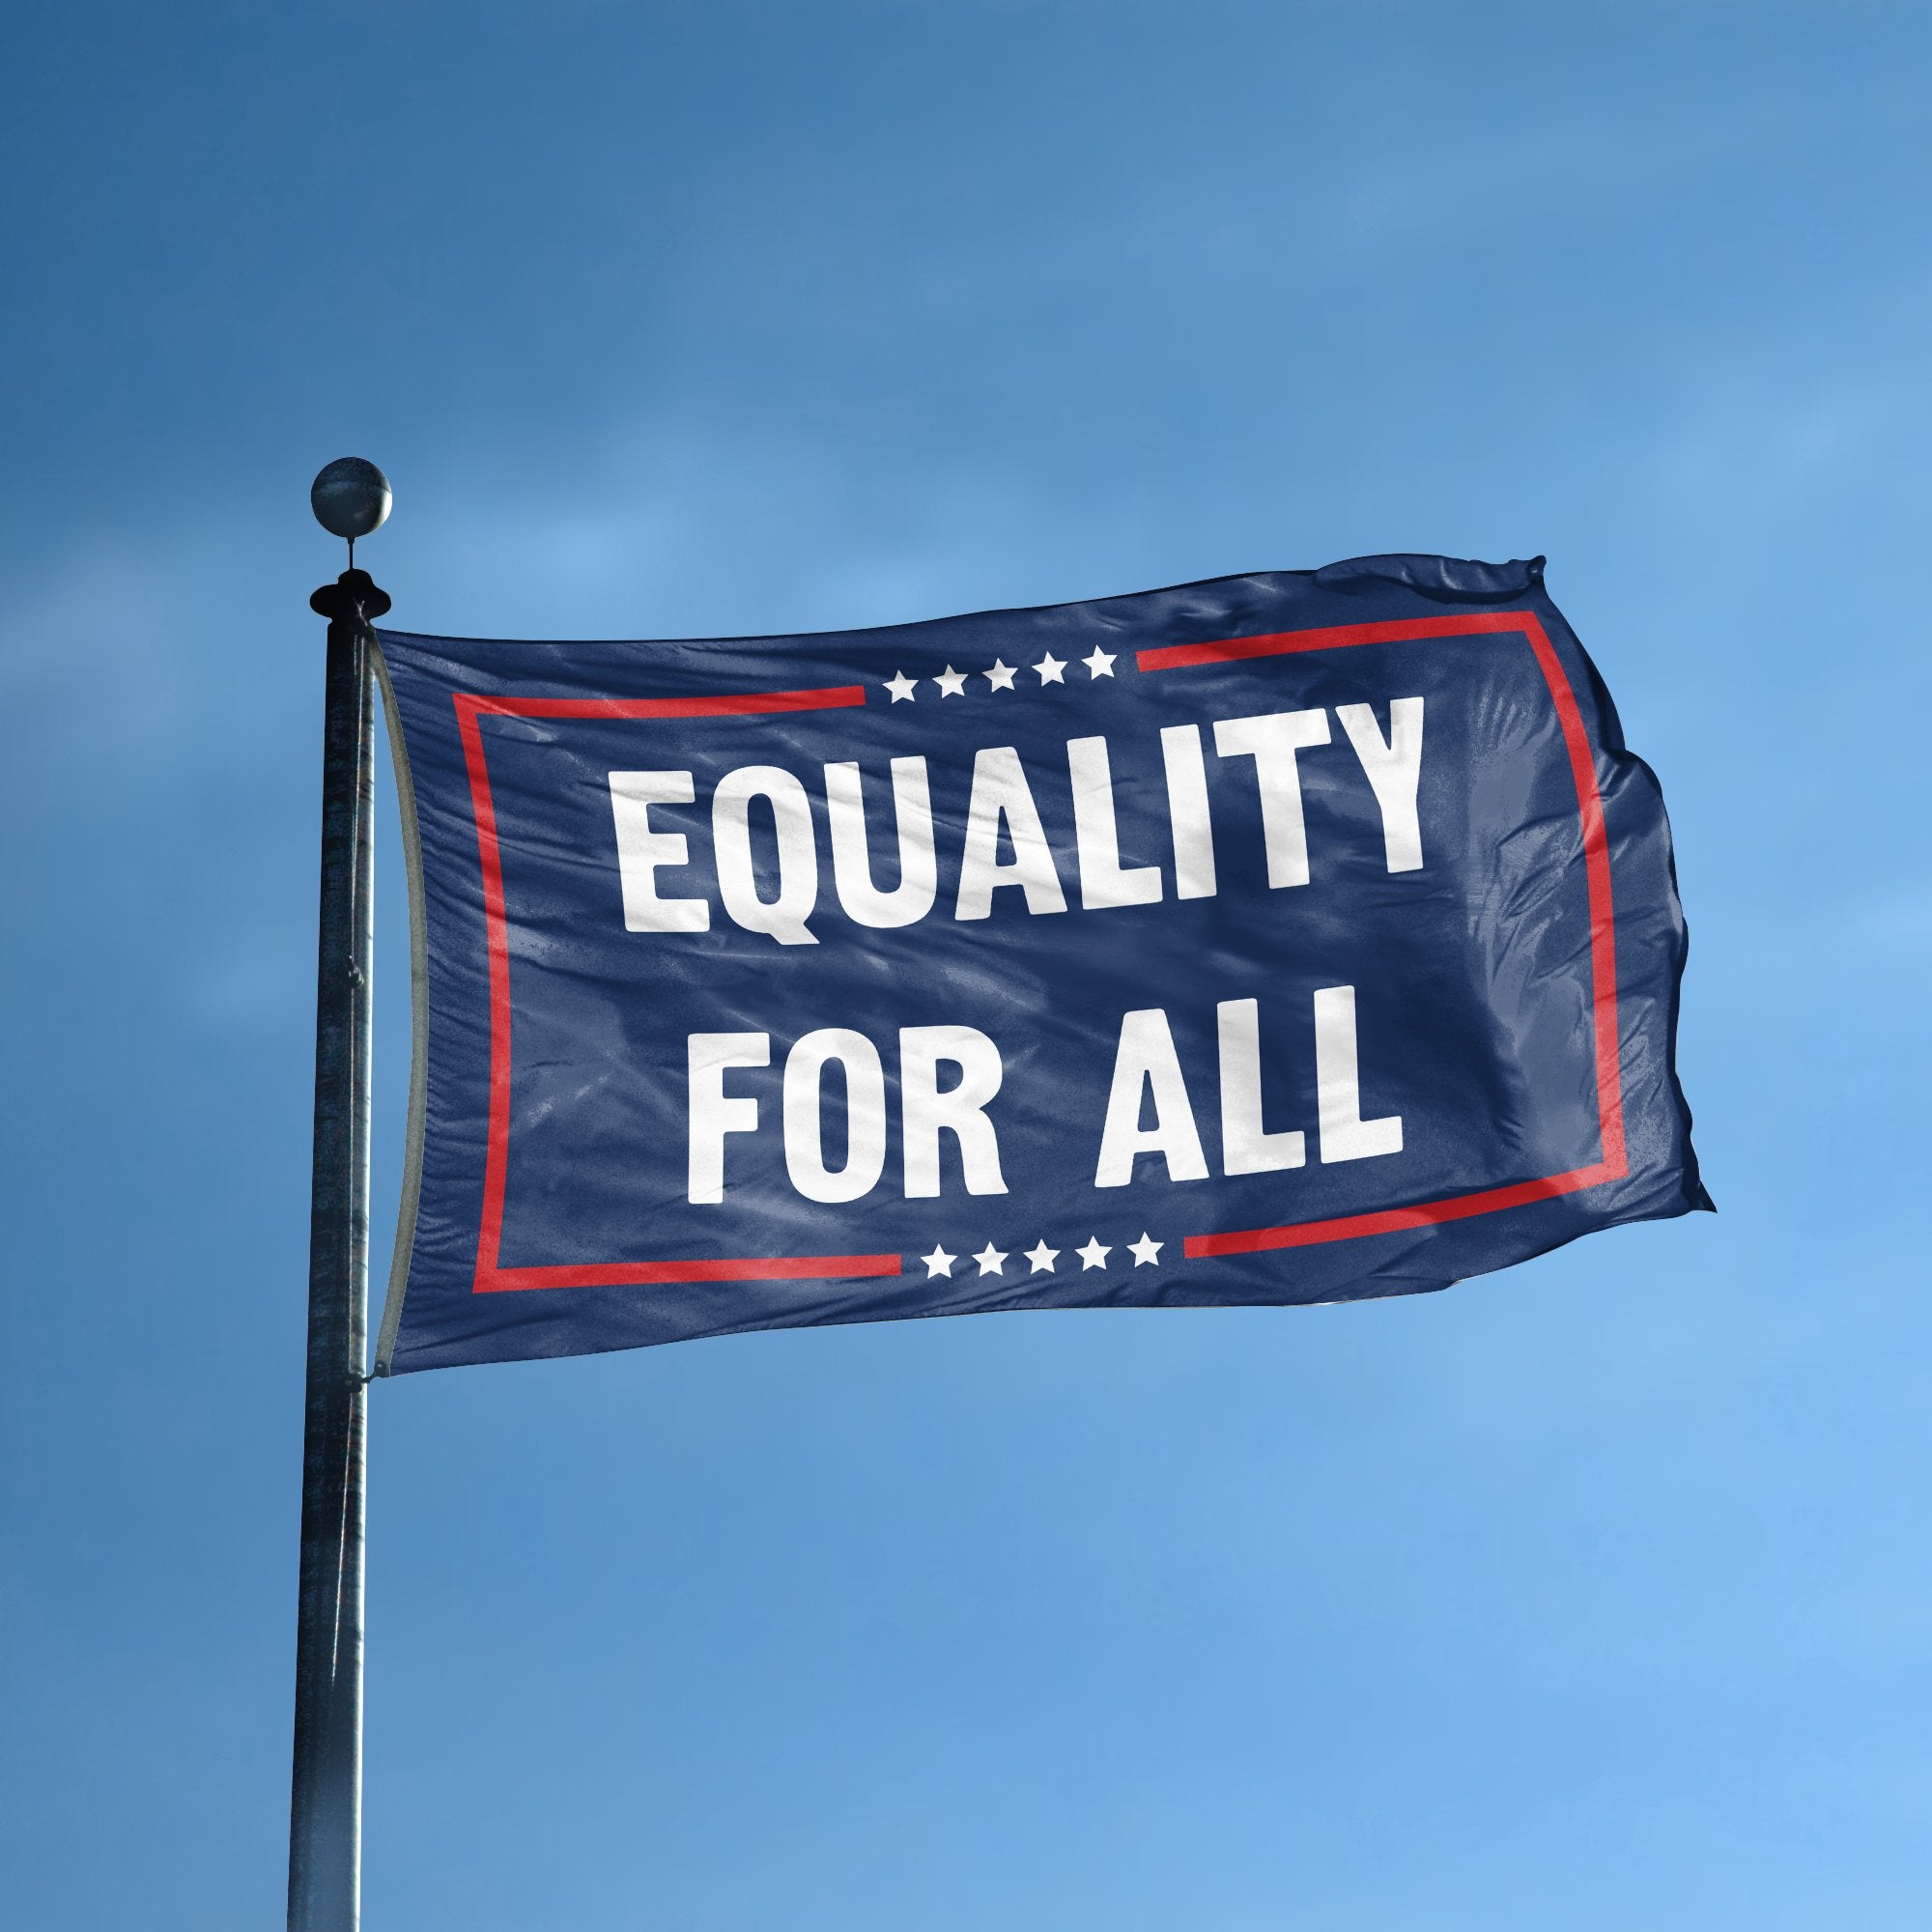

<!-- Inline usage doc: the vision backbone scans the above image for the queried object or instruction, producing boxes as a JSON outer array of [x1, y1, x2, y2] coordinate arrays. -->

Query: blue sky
[[3, 3, 1929, 1926]]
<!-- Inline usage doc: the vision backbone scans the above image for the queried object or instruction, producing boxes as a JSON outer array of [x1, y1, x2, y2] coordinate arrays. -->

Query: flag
[[371, 554, 1707, 1375]]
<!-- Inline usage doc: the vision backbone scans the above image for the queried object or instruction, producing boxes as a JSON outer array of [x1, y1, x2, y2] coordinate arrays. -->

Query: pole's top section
[[311, 458, 392, 543]]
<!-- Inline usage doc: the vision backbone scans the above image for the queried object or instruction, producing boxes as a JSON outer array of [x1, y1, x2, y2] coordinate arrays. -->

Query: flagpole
[[290, 461, 391, 1932]]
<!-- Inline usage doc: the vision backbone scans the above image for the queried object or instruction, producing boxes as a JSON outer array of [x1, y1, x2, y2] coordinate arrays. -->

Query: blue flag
[[372, 554, 1707, 1375]]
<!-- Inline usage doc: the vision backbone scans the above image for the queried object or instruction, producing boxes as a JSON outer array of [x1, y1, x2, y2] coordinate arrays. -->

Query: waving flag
[[371, 554, 1706, 1374]]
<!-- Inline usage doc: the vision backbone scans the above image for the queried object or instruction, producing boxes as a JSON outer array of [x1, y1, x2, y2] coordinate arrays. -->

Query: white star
[[1076, 1236, 1112, 1271], [922, 1245, 956, 1279], [1024, 1239, 1060, 1274], [884, 669, 918, 703], [973, 1242, 1009, 1276], [1033, 653, 1066, 685], [932, 665, 968, 697], [1082, 646, 1117, 679], [1128, 1233, 1164, 1267], [982, 659, 1018, 692]]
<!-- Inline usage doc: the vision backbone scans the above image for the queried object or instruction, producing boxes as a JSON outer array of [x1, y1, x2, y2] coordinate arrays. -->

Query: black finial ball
[[310, 457, 392, 541]]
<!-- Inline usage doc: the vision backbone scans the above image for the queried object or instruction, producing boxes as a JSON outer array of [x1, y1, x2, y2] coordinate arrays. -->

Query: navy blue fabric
[[376, 554, 1707, 1375]]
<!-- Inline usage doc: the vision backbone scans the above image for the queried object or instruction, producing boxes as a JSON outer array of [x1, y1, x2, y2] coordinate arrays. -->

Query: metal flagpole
[[290, 460, 392, 1932]]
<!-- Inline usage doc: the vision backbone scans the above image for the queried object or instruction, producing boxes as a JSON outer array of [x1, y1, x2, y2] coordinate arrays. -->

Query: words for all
[[611, 698, 1425, 944], [688, 987, 1400, 1206]]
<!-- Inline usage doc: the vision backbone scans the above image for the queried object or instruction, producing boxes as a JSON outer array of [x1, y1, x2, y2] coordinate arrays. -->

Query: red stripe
[[454, 695, 514, 1275], [1519, 616, 1628, 1180], [1184, 1163, 1616, 1257], [1136, 610, 1536, 672], [475, 1253, 903, 1293], [466, 685, 867, 721]]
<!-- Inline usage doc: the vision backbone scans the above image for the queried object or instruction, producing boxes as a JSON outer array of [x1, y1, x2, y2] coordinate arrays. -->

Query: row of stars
[[918, 1234, 1164, 1280], [883, 648, 1118, 703]]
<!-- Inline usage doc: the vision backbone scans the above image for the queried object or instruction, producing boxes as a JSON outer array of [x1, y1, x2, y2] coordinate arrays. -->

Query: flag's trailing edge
[[371, 554, 1708, 1375]]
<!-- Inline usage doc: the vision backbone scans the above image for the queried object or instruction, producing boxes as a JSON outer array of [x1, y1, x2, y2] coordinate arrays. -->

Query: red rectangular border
[[1138, 610, 1628, 1256], [454, 684, 902, 1293], [452, 610, 1626, 1293]]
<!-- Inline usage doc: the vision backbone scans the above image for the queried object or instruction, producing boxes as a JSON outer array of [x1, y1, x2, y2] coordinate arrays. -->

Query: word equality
[[610, 698, 1426, 945]]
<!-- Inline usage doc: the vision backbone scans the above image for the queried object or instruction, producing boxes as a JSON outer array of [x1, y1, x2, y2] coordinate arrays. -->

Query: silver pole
[[290, 461, 391, 1932]]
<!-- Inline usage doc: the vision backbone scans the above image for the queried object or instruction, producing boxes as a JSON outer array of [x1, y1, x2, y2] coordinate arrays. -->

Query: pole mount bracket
[[311, 569, 392, 625]]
